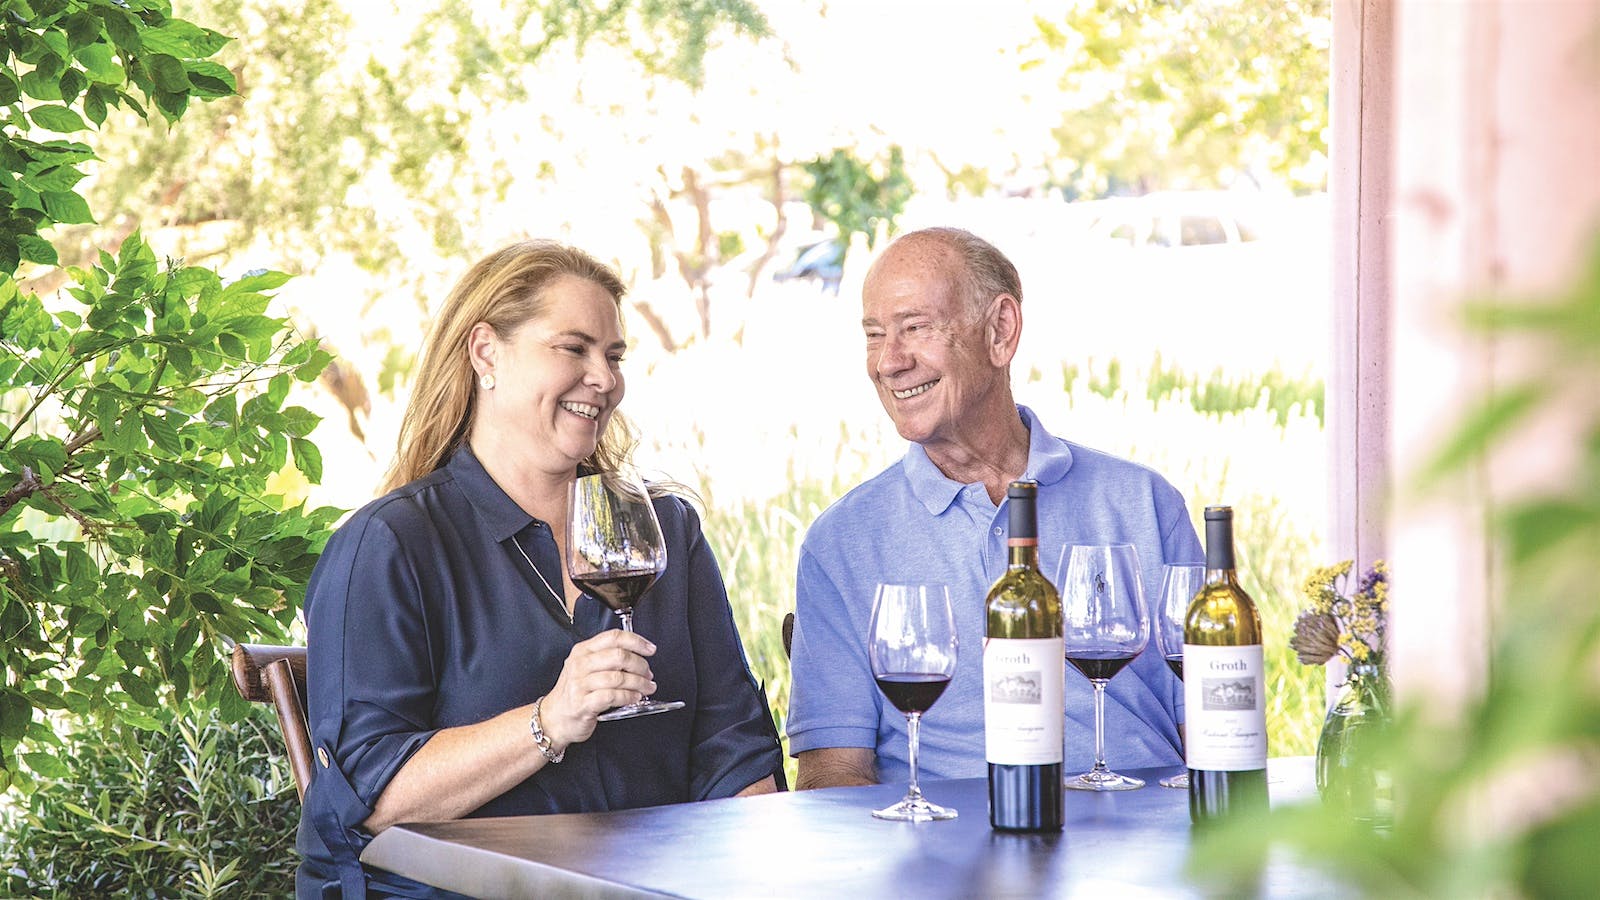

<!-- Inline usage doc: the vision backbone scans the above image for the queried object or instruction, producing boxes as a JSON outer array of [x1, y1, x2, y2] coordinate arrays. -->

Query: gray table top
[[362, 757, 1341, 899]]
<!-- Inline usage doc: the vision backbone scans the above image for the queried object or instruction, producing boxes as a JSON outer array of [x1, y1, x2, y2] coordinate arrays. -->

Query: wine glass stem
[[905, 712, 924, 803], [617, 609, 635, 633], [1092, 680, 1109, 773]]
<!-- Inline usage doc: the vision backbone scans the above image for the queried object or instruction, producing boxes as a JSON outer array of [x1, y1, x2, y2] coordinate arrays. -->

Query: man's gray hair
[[900, 226, 1023, 317]]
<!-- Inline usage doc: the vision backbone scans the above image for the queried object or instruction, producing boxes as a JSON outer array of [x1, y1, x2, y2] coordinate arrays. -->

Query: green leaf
[[18, 233, 57, 265], [223, 269, 292, 295], [21, 751, 69, 779], [153, 89, 188, 122], [144, 54, 191, 93], [0, 689, 30, 740], [218, 680, 249, 722], [139, 20, 230, 58], [19, 69, 62, 101], [27, 164, 86, 192], [58, 67, 87, 105], [187, 548, 228, 585], [183, 60, 236, 98], [97, 8, 142, 53], [28, 104, 86, 133], [0, 71, 20, 106], [75, 43, 124, 84], [62, 11, 102, 51], [280, 406, 319, 437], [117, 671, 158, 707], [83, 84, 109, 125], [42, 190, 94, 225], [291, 437, 323, 482], [142, 412, 182, 454]]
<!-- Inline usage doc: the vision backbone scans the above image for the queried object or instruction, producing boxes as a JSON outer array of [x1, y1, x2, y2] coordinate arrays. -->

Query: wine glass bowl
[[1059, 544, 1149, 791], [1154, 563, 1206, 789], [567, 473, 683, 721], [868, 583, 958, 822]]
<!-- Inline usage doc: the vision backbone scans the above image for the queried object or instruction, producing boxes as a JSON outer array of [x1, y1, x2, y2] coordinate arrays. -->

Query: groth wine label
[[1184, 505, 1269, 823], [985, 480, 1065, 832]]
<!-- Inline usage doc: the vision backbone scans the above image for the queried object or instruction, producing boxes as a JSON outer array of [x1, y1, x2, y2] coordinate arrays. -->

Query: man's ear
[[467, 321, 499, 377], [988, 294, 1022, 366]]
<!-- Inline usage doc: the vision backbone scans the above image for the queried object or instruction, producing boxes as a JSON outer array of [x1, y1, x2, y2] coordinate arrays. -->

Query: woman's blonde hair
[[383, 240, 634, 492]]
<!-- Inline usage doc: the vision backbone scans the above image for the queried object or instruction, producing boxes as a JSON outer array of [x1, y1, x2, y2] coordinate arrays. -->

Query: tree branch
[[0, 466, 42, 517]]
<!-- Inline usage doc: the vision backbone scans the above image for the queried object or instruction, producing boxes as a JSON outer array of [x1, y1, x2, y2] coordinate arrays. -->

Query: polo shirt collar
[[901, 405, 1075, 515], [445, 444, 537, 542]]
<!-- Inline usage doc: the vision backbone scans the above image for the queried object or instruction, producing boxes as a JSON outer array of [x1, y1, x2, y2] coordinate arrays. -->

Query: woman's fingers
[[541, 631, 661, 747]]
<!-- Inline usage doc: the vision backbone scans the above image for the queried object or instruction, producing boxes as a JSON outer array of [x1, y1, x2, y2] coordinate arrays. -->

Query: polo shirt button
[[993, 527, 1002, 536], [317, 747, 330, 768]]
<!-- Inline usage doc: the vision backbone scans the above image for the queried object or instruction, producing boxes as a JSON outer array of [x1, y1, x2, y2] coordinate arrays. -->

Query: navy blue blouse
[[295, 447, 782, 898]]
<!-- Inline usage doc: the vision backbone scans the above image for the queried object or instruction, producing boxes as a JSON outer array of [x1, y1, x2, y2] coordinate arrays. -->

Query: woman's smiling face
[[472, 274, 627, 477]]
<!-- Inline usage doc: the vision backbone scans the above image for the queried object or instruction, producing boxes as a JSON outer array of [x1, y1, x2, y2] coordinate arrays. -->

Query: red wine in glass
[[567, 473, 683, 721], [1066, 651, 1137, 682], [1059, 543, 1150, 792], [874, 673, 951, 715], [868, 583, 959, 822], [571, 569, 660, 613]]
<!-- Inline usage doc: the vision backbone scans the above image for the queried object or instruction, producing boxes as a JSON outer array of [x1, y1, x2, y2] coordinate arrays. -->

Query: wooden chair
[[230, 643, 313, 803]]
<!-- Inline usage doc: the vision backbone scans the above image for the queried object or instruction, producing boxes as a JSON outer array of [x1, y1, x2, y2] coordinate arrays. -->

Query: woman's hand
[[539, 629, 657, 749]]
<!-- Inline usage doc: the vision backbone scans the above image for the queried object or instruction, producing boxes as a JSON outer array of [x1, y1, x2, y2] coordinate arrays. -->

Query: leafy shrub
[[0, 705, 299, 898]]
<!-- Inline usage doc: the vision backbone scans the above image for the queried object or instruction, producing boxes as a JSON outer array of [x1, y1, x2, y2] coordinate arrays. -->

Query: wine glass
[[868, 583, 959, 821], [1058, 543, 1149, 791], [1154, 563, 1206, 788], [567, 473, 684, 721]]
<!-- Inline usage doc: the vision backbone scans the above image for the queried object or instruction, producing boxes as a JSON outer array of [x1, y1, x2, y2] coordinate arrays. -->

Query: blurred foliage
[[697, 436, 872, 789], [1144, 353, 1324, 428], [1193, 237, 1600, 897], [0, 705, 298, 898], [1028, 0, 1330, 196], [801, 145, 913, 253], [1, 2, 337, 793], [46, 0, 772, 278], [1058, 355, 1325, 429]]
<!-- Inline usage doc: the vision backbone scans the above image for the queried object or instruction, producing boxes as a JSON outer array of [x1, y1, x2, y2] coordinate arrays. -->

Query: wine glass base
[[872, 797, 958, 822], [597, 699, 686, 722], [1065, 770, 1146, 792], [1159, 773, 1190, 789]]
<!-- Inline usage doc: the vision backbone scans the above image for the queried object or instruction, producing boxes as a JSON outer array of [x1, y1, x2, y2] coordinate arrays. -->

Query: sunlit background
[[46, 0, 1335, 765]]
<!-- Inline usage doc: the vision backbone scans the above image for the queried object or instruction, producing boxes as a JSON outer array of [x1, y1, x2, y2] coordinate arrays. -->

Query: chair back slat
[[230, 643, 313, 803]]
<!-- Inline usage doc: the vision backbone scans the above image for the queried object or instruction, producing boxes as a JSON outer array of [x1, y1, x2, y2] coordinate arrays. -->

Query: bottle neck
[[1008, 541, 1040, 570], [1204, 512, 1236, 572]]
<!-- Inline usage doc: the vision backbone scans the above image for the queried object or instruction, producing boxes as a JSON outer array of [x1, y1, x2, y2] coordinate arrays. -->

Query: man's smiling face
[[861, 240, 1006, 452]]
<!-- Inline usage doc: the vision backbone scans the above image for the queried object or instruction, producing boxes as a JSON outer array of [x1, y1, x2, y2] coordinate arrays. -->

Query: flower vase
[[1315, 663, 1393, 825]]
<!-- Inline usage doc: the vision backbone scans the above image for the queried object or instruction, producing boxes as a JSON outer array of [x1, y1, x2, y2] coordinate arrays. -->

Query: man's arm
[[795, 748, 877, 790]]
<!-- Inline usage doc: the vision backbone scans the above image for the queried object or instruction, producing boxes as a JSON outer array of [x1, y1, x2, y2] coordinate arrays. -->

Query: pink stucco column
[[1378, 1, 1600, 703]]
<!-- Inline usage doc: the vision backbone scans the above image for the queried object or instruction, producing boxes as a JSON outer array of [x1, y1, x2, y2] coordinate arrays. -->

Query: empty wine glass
[[1058, 544, 1149, 791], [1154, 563, 1206, 788], [869, 583, 959, 821], [567, 473, 683, 721]]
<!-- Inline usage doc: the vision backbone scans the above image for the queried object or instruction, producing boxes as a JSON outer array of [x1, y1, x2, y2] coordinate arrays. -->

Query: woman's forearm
[[362, 703, 548, 832]]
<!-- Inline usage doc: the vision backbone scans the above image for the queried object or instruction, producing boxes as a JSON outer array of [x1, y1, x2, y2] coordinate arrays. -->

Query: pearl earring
[[479, 373, 495, 390]]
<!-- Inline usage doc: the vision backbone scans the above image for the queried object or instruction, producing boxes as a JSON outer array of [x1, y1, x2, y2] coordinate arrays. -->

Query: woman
[[296, 241, 782, 898]]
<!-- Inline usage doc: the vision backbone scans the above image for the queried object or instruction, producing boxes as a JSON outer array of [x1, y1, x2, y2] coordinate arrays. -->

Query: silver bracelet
[[529, 696, 565, 764]]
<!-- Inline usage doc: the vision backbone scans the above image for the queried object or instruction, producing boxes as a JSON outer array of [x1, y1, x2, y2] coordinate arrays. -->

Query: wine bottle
[[1184, 505, 1269, 823], [984, 480, 1065, 832]]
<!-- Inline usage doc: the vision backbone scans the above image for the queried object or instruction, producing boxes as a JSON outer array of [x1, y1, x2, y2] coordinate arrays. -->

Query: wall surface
[[1342, 0, 1600, 702]]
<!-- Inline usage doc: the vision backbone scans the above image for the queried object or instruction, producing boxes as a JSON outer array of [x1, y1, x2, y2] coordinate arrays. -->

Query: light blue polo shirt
[[787, 405, 1203, 783]]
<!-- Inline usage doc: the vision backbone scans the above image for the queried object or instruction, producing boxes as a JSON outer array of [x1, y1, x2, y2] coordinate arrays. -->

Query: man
[[787, 227, 1203, 790]]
